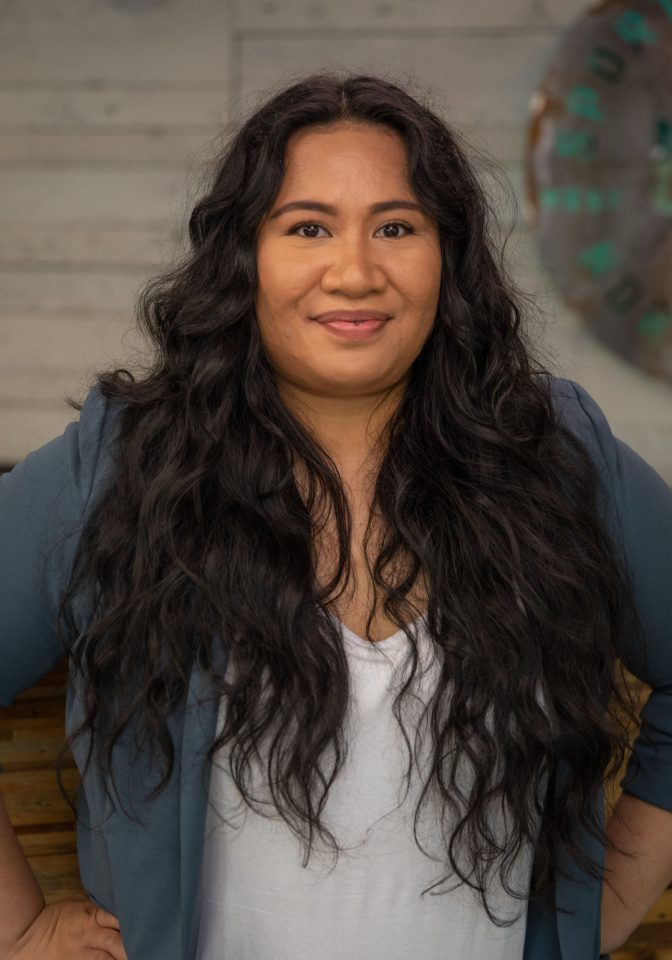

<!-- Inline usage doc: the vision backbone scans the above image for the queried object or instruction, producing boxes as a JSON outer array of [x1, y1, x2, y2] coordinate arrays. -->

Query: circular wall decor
[[524, 0, 672, 385]]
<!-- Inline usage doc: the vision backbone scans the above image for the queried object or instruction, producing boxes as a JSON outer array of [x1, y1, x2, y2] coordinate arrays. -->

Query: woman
[[1, 72, 671, 960]]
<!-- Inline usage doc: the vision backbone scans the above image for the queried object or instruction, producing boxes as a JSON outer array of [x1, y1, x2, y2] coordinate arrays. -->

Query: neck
[[278, 378, 406, 486]]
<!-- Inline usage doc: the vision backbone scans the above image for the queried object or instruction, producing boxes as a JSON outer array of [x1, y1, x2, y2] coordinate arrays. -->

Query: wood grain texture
[[0, 0, 234, 85], [0, 87, 230, 126], [0, 167, 191, 221], [0, 220, 181, 266], [0, 128, 221, 166], [0, 269, 148, 313], [236, 0, 591, 32], [0, 313, 144, 368]]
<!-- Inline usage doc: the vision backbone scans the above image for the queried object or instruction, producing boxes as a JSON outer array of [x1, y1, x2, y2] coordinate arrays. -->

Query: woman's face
[[255, 122, 442, 402]]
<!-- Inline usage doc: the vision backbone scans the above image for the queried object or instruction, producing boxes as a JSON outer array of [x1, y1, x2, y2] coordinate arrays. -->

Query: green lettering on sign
[[585, 189, 605, 213], [588, 46, 626, 83], [604, 274, 643, 314], [539, 187, 561, 209], [564, 187, 581, 212], [638, 308, 672, 338], [615, 10, 658, 45], [566, 87, 603, 122], [580, 240, 619, 275], [555, 129, 596, 158], [539, 187, 622, 213]]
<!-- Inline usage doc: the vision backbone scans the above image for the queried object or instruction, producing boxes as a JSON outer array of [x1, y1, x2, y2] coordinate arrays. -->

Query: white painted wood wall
[[1, 0, 670, 481]]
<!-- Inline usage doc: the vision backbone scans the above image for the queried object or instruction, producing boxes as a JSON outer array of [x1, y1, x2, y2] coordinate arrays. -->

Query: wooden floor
[[0, 662, 81, 903], [1, 661, 671, 958]]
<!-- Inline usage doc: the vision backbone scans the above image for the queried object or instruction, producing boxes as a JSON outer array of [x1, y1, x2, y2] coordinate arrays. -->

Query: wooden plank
[[0, 699, 68, 723], [0, 746, 75, 775], [0, 221, 182, 267], [0, 720, 69, 739], [0, 167, 189, 221], [238, 0, 592, 31], [0, 88, 229, 126], [0, 0, 234, 85], [0, 268, 148, 313], [0, 656, 83, 900], [16, 829, 78, 859], [0, 128, 220, 166], [239, 35, 550, 164], [622, 921, 672, 951], [0, 768, 80, 827], [0, 313, 144, 368], [13, 684, 69, 701]]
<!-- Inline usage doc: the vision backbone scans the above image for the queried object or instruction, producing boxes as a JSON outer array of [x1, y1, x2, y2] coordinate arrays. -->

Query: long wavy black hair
[[56, 70, 644, 925]]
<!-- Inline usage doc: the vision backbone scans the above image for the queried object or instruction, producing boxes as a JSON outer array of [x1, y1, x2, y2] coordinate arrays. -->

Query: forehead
[[279, 122, 412, 191]]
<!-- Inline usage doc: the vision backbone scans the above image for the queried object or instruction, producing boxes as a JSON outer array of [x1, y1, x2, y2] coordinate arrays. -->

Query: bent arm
[[562, 380, 672, 954], [0, 787, 44, 952], [600, 791, 672, 953]]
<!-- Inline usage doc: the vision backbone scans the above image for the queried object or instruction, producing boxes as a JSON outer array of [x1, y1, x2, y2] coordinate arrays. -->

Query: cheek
[[398, 268, 441, 319], [257, 244, 313, 307]]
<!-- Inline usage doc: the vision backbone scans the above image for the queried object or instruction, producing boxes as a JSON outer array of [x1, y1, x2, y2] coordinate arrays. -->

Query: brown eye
[[290, 222, 328, 238], [376, 222, 414, 238]]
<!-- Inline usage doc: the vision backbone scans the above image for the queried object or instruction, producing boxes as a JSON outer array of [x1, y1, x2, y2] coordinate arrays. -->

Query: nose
[[319, 234, 386, 296]]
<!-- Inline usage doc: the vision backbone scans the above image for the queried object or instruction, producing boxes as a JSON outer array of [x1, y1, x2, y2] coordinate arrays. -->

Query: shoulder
[[539, 372, 610, 433], [537, 373, 616, 484], [538, 373, 672, 594], [0, 383, 123, 702], [75, 382, 125, 505]]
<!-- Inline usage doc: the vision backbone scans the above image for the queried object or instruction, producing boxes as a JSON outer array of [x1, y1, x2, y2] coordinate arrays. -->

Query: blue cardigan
[[1, 376, 671, 960]]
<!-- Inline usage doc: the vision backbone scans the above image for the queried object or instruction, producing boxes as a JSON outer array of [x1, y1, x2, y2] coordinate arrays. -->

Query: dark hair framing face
[[57, 71, 643, 926]]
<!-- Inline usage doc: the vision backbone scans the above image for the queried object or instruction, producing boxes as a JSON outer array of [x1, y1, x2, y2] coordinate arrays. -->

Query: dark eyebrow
[[267, 199, 425, 220]]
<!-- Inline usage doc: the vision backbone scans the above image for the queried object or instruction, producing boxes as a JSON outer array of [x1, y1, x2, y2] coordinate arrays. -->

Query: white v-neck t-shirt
[[194, 613, 537, 960]]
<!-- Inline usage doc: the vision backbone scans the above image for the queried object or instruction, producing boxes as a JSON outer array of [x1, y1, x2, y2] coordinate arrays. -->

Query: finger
[[93, 906, 122, 930], [89, 930, 129, 960]]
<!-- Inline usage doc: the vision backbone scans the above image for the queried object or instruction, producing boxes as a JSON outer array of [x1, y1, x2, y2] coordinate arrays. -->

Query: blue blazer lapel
[[553, 759, 605, 960], [180, 648, 228, 958]]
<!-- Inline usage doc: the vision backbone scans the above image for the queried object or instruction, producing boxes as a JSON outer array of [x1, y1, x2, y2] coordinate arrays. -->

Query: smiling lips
[[312, 309, 391, 325]]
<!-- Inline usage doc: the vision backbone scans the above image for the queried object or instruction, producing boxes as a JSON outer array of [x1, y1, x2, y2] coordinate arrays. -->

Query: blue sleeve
[[0, 384, 117, 706], [561, 378, 672, 812]]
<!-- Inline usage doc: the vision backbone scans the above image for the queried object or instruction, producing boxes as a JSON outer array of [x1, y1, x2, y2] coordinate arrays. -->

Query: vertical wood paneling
[[0, 0, 234, 463], [237, 0, 591, 31], [0, 0, 235, 84]]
